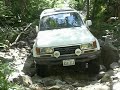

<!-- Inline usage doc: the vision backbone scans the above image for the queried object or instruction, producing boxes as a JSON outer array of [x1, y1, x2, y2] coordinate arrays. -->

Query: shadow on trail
[[49, 64, 98, 81]]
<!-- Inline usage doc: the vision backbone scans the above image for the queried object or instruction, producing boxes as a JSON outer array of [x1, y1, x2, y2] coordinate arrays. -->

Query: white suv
[[33, 8, 101, 77]]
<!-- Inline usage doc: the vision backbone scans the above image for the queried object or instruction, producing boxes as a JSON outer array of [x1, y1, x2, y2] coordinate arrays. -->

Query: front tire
[[87, 59, 100, 74], [36, 64, 49, 77]]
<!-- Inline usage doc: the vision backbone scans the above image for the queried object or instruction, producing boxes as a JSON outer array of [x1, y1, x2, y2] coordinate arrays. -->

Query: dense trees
[[0, 0, 120, 26], [0, 0, 120, 42], [0, 0, 51, 26]]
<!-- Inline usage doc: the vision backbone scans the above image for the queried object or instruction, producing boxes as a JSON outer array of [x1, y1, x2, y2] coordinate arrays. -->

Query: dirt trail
[[0, 47, 120, 90]]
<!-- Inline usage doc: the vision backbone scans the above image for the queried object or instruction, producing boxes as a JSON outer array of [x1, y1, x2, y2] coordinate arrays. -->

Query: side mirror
[[86, 20, 92, 27], [36, 26, 39, 33]]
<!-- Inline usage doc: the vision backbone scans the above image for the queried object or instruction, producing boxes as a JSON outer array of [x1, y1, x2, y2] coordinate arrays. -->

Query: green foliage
[[0, 27, 20, 43], [0, 1, 11, 16], [74, 0, 86, 10], [0, 0, 52, 26], [0, 60, 26, 90], [69, 0, 78, 9], [0, 0, 120, 26], [91, 20, 120, 41], [0, 61, 12, 90], [0, 71, 9, 90]]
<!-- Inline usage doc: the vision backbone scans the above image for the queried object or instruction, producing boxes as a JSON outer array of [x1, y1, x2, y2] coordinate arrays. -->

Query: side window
[[40, 17, 50, 30], [65, 13, 83, 27]]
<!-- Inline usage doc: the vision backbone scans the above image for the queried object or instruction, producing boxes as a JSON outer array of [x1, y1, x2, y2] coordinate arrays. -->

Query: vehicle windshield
[[40, 12, 83, 30]]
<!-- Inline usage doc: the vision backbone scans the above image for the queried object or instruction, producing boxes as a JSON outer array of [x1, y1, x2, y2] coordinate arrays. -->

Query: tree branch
[[11, 23, 32, 46]]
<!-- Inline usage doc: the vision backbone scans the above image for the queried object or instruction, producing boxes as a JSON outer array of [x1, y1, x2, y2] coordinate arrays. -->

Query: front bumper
[[34, 50, 101, 65]]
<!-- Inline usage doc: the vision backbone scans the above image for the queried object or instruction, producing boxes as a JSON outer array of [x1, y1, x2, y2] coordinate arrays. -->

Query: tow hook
[[86, 63, 88, 68]]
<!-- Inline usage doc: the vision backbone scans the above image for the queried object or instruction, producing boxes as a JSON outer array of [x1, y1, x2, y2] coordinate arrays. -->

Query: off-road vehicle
[[33, 8, 101, 76]]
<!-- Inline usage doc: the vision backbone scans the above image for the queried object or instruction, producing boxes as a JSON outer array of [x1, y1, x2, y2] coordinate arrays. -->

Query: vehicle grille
[[54, 45, 80, 55]]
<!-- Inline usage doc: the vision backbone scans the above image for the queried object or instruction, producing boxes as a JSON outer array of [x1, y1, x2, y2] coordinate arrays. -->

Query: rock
[[19, 75, 33, 86], [20, 48, 27, 52], [29, 84, 44, 90], [64, 76, 74, 84], [24, 87, 31, 90], [32, 74, 42, 83], [55, 79, 66, 85], [111, 76, 119, 82], [47, 85, 61, 90], [17, 41, 27, 48], [72, 82, 81, 87], [112, 82, 120, 90], [106, 70, 114, 76], [25, 68, 36, 77], [9, 71, 24, 82], [14, 59, 23, 65], [0, 54, 13, 63], [118, 59, 120, 64], [97, 71, 106, 80], [77, 87, 82, 90], [80, 84, 110, 90], [100, 65, 107, 71], [100, 73, 111, 83], [114, 72, 120, 79], [42, 78, 56, 86], [60, 85, 74, 90], [0, 51, 5, 56], [101, 44, 119, 69], [4, 55, 13, 61], [110, 62, 119, 69]]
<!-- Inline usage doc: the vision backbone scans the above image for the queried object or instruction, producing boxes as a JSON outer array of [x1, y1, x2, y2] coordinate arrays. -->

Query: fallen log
[[11, 23, 32, 46]]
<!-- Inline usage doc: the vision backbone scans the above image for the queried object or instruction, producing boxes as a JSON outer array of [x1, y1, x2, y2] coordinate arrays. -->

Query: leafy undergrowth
[[0, 60, 25, 90]]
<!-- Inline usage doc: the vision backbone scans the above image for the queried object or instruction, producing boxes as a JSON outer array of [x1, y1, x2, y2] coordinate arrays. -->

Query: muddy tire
[[36, 64, 49, 77], [87, 59, 100, 74], [100, 44, 119, 69]]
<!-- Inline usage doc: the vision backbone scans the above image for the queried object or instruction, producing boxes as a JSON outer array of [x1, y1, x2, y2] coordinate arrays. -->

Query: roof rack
[[42, 8, 74, 14]]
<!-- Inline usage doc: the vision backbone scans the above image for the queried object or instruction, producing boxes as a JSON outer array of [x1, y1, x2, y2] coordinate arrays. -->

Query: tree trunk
[[51, 0, 56, 8], [4, 0, 11, 6], [86, 0, 89, 19], [91, 0, 97, 20]]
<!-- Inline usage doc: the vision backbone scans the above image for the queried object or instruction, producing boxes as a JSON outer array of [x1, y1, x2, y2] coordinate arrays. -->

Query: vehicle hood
[[36, 26, 95, 47]]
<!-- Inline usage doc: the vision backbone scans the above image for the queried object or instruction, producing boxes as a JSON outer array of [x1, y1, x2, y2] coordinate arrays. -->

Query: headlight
[[93, 41, 97, 48], [80, 43, 93, 50], [75, 49, 82, 56], [41, 47, 54, 54], [54, 51, 60, 58], [36, 47, 40, 55]]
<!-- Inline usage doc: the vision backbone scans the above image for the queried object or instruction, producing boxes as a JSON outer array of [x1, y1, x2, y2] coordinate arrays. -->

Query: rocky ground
[[0, 47, 120, 90]]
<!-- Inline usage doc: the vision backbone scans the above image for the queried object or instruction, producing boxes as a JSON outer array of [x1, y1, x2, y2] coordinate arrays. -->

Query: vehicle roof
[[40, 8, 78, 18]]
